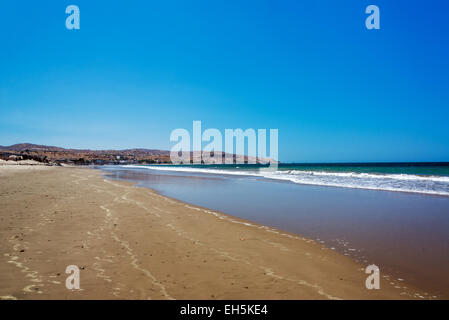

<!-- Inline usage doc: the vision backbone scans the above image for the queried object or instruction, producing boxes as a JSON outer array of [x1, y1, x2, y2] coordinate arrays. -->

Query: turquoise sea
[[128, 162, 449, 196]]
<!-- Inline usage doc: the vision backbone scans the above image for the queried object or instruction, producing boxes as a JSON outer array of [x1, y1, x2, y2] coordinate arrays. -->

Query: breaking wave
[[123, 165, 449, 196]]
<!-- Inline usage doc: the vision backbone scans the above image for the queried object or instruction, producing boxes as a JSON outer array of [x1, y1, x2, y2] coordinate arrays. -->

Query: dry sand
[[0, 166, 428, 299]]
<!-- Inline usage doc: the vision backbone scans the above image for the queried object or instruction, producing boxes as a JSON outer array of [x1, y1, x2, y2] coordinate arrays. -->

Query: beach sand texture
[[0, 166, 427, 299]]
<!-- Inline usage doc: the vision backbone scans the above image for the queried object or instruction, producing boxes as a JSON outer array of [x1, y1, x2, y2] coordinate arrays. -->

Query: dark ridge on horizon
[[0, 143, 167, 153], [0, 143, 172, 165], [0, 143, 274, 165]]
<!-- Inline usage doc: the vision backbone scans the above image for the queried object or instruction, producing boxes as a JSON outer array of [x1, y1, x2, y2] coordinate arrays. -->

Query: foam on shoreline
[[123, 165, 449, 197]]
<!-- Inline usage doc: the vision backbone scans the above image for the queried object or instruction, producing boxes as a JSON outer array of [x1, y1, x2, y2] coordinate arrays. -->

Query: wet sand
[[0, 166, 429, 299]]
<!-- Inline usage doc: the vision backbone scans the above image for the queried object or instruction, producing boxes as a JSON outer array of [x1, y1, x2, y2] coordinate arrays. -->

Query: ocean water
[[124, 163, 449, 197], [101, 163, 449, 298]]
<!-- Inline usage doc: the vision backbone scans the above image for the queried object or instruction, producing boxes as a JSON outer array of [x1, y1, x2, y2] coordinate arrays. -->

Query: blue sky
[[1, 0, 448, 162]]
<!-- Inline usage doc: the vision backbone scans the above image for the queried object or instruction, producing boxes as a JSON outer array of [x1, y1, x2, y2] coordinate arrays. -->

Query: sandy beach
[[0, 165, 428, 299]]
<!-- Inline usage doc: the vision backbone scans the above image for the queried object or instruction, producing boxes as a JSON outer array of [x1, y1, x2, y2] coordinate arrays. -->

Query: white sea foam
[[122, 165, 449, 196]]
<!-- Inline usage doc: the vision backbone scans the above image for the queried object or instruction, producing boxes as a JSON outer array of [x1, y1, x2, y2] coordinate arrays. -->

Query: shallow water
[[101, 165, 449, 298], [126, 163, 449, 196]]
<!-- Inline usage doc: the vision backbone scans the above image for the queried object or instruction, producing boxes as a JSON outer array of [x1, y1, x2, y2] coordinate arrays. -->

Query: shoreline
[[0, 165, 433, 299], [120, 164, 449, 198]]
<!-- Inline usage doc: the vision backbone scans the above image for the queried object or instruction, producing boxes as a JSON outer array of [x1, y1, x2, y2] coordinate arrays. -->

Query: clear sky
[[1, 1, 448, 162]]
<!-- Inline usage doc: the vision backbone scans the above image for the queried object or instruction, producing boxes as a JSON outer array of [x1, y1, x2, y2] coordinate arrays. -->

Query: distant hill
[[0, 143, 67, 152], [0, 143, 171, 164], [0, 143, 275, 165], [0, 143, 168, 154]]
